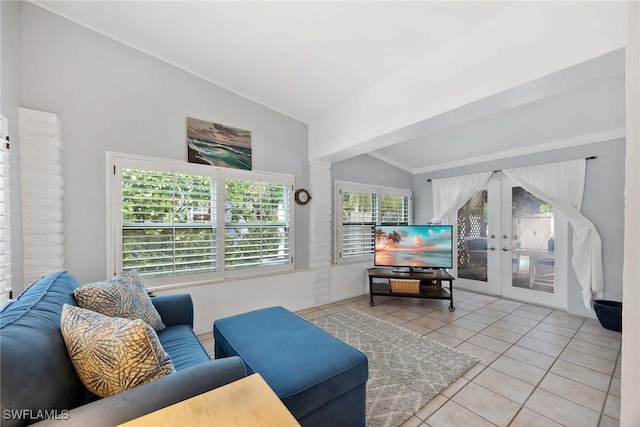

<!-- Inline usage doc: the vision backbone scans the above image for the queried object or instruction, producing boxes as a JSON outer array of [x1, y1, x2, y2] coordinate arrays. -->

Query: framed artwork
[[187, 117, 252, 170]]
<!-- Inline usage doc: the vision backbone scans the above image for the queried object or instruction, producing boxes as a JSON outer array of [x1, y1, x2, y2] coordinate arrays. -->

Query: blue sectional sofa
[[0, 271, 247, 427]]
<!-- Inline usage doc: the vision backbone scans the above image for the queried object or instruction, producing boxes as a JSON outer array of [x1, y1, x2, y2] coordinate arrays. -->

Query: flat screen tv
[[374, 225, 453, 271]]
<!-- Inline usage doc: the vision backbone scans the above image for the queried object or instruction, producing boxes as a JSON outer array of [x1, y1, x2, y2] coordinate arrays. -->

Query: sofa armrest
[[151, 294, 194, 328], [33, 357, 247, 427]]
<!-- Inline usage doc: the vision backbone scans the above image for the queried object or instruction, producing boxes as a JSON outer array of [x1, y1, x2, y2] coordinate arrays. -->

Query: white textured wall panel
[[0, 114, 12, 305], [309, 160, 332, 305], [19, 108, 64, 285]]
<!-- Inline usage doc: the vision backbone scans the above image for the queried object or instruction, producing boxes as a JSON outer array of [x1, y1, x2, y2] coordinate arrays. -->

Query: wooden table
[[118, 374, 300, 427]]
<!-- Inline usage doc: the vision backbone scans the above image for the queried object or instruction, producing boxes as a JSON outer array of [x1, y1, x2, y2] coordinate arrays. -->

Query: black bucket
[[593, 300, 622, 332]]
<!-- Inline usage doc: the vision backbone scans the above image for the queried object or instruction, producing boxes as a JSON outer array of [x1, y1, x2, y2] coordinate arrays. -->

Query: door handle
[[502, 247, 512, 252], [489, 247, 496, 251]]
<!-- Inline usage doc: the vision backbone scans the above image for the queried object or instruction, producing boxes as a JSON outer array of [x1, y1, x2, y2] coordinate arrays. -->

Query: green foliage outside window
[[120, 169, 291, 278], [339, 188, 410, 259], [224, 179, 290, 269], [380, 194, 410, 225], [121, 168, 216, 278]]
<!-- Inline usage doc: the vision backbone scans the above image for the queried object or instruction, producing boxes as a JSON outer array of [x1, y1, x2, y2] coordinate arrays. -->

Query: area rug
[[311, 309, 478, 427]]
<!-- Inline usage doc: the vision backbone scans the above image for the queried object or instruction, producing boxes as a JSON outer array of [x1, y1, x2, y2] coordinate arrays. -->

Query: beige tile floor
[[199, 290, 621, 427]]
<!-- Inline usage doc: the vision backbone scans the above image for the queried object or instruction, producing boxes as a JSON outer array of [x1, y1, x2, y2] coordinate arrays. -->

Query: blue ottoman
[[214, 306, 368, 427]]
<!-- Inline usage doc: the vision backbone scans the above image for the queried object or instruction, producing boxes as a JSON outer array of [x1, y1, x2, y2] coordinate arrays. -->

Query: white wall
[[308, 2, 627, 164], [158, 270, 314, 335], [17, 3, 314, 316], [331, 261, 370, 302], [621, 2, 640, 424]]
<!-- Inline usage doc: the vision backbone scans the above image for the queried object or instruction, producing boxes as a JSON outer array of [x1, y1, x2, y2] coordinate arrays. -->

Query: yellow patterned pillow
[[73, 271, 165, 331], [60, 304, 175, 398]]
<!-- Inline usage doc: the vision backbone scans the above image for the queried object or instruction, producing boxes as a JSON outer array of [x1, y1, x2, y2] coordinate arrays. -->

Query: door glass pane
[[511, 187, 554, 293], [457, 190, 488, 281]]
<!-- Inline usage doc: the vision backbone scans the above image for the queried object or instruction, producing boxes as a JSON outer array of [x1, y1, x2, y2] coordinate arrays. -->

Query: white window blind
[[0, 128, 11, 305], [121, 168, 217, 278], [111, 153, 294, 285], [335, 181, 412, 263], [380, 194, 411, 225], [340, 191, 378, 260], [224, 177, 291, 271]]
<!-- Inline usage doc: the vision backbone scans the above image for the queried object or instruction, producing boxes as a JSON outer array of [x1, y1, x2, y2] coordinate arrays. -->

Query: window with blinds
[[380, 194, 411, 225], [340, 191, 377, 259], [121, 168, 216, 278], [111, 153, 293, 285], [0, 137, 11, 305], [224, 178, 291, 271], [335, 181, 412, 263]]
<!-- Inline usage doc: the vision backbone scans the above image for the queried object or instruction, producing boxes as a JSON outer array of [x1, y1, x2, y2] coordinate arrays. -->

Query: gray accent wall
[[17, 3, 309, 287], [332, 154, 413, 189], [412, 139, 625, 317], [331, 154, 413, 263], [1, 0, 24, 291]]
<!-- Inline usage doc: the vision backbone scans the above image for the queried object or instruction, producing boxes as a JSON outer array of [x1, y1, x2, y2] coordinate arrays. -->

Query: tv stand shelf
[[367, 268, 455, 312]]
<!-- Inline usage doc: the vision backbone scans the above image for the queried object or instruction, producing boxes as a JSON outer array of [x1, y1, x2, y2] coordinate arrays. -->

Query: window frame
[[107, 152, 294, 287], [222, 169, 295, 279], [334, 181, 412, 264]]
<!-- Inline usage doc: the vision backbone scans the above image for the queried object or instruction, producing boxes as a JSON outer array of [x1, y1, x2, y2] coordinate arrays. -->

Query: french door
[[453, 177, 567, 308]]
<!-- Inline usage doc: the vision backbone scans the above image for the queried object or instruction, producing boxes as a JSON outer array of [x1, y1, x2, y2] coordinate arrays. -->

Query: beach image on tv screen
[[374, 225, 452, 268]]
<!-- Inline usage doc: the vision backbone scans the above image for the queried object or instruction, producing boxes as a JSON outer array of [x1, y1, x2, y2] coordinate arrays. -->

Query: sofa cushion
[[0, 272, 86, 427], [61, 304, 175, 398], [73, 271, 165, 331], [157, 324, 212, 371]]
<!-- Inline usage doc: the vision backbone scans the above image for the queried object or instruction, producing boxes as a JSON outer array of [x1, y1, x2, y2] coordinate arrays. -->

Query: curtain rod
[[426, 156, 597, 182]]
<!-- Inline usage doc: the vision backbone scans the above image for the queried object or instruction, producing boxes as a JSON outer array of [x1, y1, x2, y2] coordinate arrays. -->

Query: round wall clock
[[294, 188, 312, 205]]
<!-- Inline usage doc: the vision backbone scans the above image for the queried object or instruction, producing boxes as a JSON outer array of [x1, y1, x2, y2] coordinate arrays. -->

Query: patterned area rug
[[311, 309, 478, 427]]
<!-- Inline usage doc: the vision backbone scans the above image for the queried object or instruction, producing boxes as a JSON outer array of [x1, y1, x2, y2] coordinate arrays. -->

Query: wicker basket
[[389, 279, 420, 294]]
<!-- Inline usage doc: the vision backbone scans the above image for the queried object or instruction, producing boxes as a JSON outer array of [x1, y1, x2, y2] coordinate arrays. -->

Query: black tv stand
[[391, 267, 436, 274], [367, 268, 455, 311]]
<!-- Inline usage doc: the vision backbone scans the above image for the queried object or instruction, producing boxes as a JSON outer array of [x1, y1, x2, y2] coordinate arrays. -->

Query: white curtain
[[430, 171, 492, 224], [503, 159, 604, 309]]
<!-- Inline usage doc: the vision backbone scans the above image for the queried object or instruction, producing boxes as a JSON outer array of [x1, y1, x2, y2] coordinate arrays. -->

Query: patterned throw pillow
[[60, 304, 175, 398], [73, 271, 165, 331]]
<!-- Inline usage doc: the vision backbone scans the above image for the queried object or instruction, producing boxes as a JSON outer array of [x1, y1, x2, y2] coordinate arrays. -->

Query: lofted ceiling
[[370, 70, 626, 174], [31, 1, 626, 173]]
